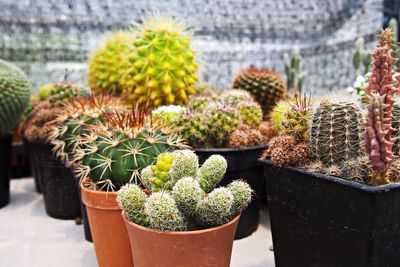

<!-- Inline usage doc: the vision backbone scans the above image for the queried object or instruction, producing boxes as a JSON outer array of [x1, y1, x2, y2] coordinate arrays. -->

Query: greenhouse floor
[[0, 178, 275, 267]]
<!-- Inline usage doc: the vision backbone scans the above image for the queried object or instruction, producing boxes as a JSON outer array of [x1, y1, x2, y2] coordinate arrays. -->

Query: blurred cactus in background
[[284, 52, 305, 95]]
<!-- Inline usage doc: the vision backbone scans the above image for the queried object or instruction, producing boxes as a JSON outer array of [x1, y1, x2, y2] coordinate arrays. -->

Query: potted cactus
[[260, 29, 400, 266], [118, 150, 252, 266], [73, 107, 186, 267], [21, 81, 82, 219], [0, 60, 31, 208], [175, 89, 272, 238]]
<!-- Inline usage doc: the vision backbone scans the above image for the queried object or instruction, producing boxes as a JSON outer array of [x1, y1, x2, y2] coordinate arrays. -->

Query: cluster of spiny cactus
[[21, 81, 84, 143], [176, 89, 269, 148], [72, 106, 187, 190], [87, 15, 199, 108], [284, 52, 305, 95], [0, 59, 31, 135], [117, 150, 252, 231], [233, 68, 287, 117]]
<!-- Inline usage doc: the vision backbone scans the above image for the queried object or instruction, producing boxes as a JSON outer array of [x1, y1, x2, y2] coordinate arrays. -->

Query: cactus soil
[[123, 212, 240, 267], [261, 159, 400, 267], [81, 178, 133, 267], [194, 144, 267, 239], [0, 133, 13, 208]]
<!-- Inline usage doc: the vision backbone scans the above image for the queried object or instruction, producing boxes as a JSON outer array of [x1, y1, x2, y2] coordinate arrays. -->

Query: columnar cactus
[[121, 15, 198, 107], [233, 68, 286, 116], [310, 100, 364, 166], [0, 60, 31, 135], [117, 153, 252, 231], [88, 31, 133, 95], [364, 29, 398, 185], [74, 108, 187, 190], [284, 52, 305, 94]]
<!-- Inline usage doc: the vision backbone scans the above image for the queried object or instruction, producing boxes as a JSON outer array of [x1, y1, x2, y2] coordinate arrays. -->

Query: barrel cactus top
[[0, 60, 31, 135]]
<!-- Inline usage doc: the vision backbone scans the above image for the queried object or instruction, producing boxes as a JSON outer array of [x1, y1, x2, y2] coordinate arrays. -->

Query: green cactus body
[[237, 100, 263, 127], [233, 68, 286, 116], [227, 180, 252, 215], [220, 89, 253, 106], [152, 105, 186, 126], [88, 31, 134, 95], [117, 183, 149, 226], [270, 100, 291, 133], [0, 60, 31, 134], [176, 111, 207, 148], [122, 16, 198, 107], [197, 154, 227, 193], [172, 177, 205, 216], [280, 95, 311, 141], [145, 192, 188, 231], [187, 96, 211, 112], [203, 104, 241, 148], [310, 101, 364, 166], [284, 52, 305, 94]]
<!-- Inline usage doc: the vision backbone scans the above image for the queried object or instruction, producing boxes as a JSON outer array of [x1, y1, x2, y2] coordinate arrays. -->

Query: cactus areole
[[364, 29, 399, 185]]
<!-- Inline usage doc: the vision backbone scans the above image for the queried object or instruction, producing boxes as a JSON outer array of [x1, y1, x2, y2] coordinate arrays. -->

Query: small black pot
[[23, 139, 41, 193], [261, 159, 400, 267], [28, 141, 81, 219], [74, 178, 93, 242], [194, 144, 267, 239], [0, 133, 13, 208]]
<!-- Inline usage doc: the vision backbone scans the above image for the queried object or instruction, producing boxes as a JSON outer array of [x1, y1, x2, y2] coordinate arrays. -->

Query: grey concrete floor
[[0, 178, 275, 267]]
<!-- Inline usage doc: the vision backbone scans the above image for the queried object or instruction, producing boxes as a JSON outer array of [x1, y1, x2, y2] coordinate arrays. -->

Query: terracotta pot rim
[[122, 211, 241, 235], [81, 178, 120, 210], [80, 177, 118, 195]]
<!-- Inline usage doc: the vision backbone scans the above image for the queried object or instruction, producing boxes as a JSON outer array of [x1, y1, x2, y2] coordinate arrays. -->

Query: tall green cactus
[[0, 60, 31, 135], [352, 38, 372, 76], [284, 52, 306, 94], [310, 100, 364, 166]]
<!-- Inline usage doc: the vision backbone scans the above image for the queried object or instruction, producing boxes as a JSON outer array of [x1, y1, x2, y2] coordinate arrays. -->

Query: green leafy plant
[[117, 151, 252, 231]]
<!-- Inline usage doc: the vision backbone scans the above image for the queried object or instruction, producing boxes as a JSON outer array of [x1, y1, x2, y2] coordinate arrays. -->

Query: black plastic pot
[[29, 141, 81, 219], [194, 144, 267, 239], [23, 139, 41, 193], [74, 178, 93, 242], [261, 159, 400, 267], [0, 134, 13, 208]]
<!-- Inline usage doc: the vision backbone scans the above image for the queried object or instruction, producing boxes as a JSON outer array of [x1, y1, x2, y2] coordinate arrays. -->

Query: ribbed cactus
[[88, 31, 133, 95], [121, 15, 198, 107], [233, 68, 286, 116], [284, 52, 305, 94], [236, 100, 263, 127], [118, 153, 251, 231], [0, 60, 31, 135], [75, 108, 187, 190], [280, 95, 311, 141], [270, 100, 291, 133], [310, 100, 364, 166], [364, 29, 398, 185]]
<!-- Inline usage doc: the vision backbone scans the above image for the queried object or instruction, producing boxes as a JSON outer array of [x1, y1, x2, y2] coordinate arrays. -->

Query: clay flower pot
[[123, 212, 240, 267], [81, 179, 133, 267]]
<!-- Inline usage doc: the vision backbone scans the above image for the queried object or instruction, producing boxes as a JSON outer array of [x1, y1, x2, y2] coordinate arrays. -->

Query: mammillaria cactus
[[220, 89, 253, 106], [121, 15, 198, 107], [88, 31, 133, 95], [117, 152, 252, 231], [74, 107, 187, 190], [310, 100, 364, 166], [0, 60, 31, 135], [364, 29, 398, 185], [233, 68, 286, 116], [284, 52, 306, 94]]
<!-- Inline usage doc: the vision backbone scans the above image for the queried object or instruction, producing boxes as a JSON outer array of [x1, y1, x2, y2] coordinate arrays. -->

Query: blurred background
[[0, 0, 398, 95]]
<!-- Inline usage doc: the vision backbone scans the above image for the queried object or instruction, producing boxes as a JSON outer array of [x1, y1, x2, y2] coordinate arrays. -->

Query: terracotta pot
[[123, 212, 240, 267], [81, 180, 133, 267]]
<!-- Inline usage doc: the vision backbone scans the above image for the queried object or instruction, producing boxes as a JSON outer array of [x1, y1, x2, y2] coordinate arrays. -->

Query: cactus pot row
[[26, 141, 81, 219], [0, 133, 13, 208], [81, 178, 240, 267], [260, 159, 400, 267], [194, 144, 267, 239], [23, 138, 41, 193]]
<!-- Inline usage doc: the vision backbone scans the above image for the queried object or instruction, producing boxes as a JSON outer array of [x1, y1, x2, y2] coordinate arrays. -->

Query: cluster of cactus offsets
[[228, 122, 271, 148], [284, 52, 305, 94], [364, 29, 399, 185], [310, 100, 364, 166], [49, 95, 121, 165], [233, 68, 287, 116], [88, 32, 134, 95], [262, 134, 309, 167], [74, 107, 187, 190], [280, 95, 311, 141], [0, 60, 31, 135], [121, 15, 198, 107], [117, 151, 252, 231]]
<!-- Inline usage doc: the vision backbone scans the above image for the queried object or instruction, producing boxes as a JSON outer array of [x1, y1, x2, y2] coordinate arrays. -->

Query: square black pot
[[260, 159, 400, 267]]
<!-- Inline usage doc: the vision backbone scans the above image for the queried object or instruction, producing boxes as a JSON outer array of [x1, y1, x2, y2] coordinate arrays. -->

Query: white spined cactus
[[172, 177, 204, 216], [117, 184, 149, 226], [197, 154, 227, 193]]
